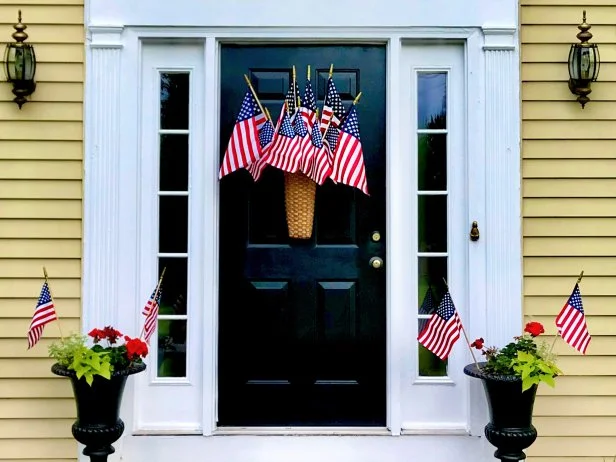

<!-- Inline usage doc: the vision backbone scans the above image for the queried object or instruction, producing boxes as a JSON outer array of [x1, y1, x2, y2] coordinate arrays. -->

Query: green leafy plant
[[471, 322, 562, 391], [49, 326, 148, 386]]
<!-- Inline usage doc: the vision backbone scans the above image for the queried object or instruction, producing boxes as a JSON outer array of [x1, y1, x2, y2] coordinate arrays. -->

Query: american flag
[[143, 286, 162, 344], [285, 78, 301, 118], [219, 90, 267, 178], [330, 106, 369, 195], [27, 282, 58, 349], [246, 118, 276, 181], [319, 77, 345, 134], [306, 118, 332, 185], [417, 291, 462, 360], [418, 286, 436, 333], [264, 104, 303, 173], [555, 283, 591, 354], [299, 79, 317, 129]]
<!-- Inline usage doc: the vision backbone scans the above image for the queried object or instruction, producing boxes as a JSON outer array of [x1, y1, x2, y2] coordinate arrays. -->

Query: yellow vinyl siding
[[521, 1, 616, 461], [0, 0, 82, 460]]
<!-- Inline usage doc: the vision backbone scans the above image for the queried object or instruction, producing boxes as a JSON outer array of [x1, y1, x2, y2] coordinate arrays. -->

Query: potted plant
[[464, 321, 562, 462], [49, 326, 149, 462]]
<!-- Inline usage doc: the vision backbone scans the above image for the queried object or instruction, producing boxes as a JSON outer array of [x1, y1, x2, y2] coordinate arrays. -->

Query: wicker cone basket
[[284, 171, 317, 239]]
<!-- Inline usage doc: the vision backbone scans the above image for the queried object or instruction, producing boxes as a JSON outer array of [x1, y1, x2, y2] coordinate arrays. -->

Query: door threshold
[[213, 426, 391, 436]]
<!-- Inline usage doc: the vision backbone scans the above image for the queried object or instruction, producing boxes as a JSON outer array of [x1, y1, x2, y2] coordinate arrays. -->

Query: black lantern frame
[[4, 10, 37, 109], [568, 10, 600, 108]]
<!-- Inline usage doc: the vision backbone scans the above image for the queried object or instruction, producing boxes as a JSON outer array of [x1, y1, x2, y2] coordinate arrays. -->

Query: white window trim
[[83, 25, 520, 441]]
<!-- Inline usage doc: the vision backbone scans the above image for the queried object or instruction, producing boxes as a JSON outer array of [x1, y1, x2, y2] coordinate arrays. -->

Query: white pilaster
[[82, 26, 124, 332], [481, 26, 521, 347]]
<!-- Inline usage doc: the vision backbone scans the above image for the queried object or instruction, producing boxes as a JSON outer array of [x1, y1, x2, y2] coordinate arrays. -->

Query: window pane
[[157, 319, 187, 377], [160, 135, 188, 191], [160, 73, 189, 130], [158, 257, 187, 315], [418, 195, 447, 252], [418, 343, 448, 377], [159, 196, 188, 253], [418, 134, 446, 191], [417, 73, 447, 130]]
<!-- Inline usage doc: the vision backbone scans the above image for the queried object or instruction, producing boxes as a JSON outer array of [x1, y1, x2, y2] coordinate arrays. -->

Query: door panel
[[218, 45, 386, 426]]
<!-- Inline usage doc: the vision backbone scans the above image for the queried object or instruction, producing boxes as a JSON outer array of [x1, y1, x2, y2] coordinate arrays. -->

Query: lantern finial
[[12, 10, 28, 43], [576, 10, 592, 43]]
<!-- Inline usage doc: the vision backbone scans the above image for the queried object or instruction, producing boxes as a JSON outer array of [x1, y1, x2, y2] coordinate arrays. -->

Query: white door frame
[[83, 25, 520, 448]]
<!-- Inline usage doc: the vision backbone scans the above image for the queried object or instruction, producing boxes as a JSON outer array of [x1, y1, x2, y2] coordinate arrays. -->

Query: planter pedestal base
[[484, 423, 537, 462], [73, 421, 125, 462]]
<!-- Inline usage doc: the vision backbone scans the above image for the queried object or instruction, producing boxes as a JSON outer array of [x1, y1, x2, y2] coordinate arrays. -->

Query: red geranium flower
[[524, 321, 544, 337], [102, 326, 123, 344], [125, 336, 149, 361], [88, 328, 104, 343], [470, 337, 484, 349]]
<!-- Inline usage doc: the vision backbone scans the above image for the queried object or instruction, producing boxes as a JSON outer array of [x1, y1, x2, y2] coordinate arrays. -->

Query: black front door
[[218, 45, 386, 426]]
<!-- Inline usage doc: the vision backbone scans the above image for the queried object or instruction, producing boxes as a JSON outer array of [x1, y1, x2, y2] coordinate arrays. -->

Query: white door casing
[[83, 0, 520, 457]]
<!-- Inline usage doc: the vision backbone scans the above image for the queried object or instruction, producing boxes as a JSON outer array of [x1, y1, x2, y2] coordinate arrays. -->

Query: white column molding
[[482, 26, 521, 348], [82, 26, 124, 333]]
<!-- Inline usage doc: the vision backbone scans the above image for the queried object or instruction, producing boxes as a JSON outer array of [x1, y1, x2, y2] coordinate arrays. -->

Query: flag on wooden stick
[[417, 291, 462, 360], [555, 283, 591, 354], [142, 287, 162, 344], [263, 103, 303, 173], [246, 117, 276, 181], [219, 89, 267, 178], [27, 281, 58, 349]]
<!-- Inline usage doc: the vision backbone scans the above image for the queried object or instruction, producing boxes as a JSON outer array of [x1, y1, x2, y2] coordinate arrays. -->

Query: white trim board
[[83, 21, 519, 462]]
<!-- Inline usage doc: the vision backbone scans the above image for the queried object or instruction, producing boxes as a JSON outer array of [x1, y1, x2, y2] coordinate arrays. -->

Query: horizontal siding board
[[528, 437, 616, 457], [523, 82, 616, 101], [534, 396, 616, 416], [0, 399, 75, 418], [0, 259, 80, 278], [523, 44, 616, 63], [525, 237, 616, 256], [537, 376, 616, 396], [0, 140, 82, 160], [524, 277, 616, 296], [36, 63, 84, 83], [0, 379, 72, 398], [524, 179, 616, 197], [524, 101, 616, 120], [0, 219, 81, 238], [0, 200, 81, 219], [522, 6, 616, 25], [0, 102, 82, 121], [0, 239, 81, 258], [525, 257, 616, 275], [0, 319, 79, 338], [523, 121, 616, 139], [527, 296, 615, 315], [0, 161, 82, 179], [522, 25, 616, 44], [0, 419, 72, 439], [522, 62, 616, 82], [0, 278, 80, 298], [0, 121, 82, 141], [534, 417, 616, 436], [26, 43, 83, 63], [0, 338, 79, 357], [523, 199, 616, 217], [0, 438, 76, 458], [0, 298, 79, 318], [0, 24, 83, 43], [1, 83, 83, 103], [524, 218, 616, 237], [523, 139, 616, 158], [523, 159, 616, 178], [0, 180, 82, 199], [0, 6, 83, 24], [0, 359, 80, 378]]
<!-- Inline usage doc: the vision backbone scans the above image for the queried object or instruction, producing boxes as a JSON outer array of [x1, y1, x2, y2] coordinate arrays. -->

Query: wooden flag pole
[[243, 74, 271, 122], [328, 63, 333, 78], [550, 270, 584, 353], [307, 64, 311, 81], [443, 278, 480, 370], [139, 267, 167, 340], [42, 266, 64, 339]]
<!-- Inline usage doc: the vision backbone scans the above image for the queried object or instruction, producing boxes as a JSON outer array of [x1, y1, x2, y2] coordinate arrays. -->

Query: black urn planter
[[464, 362, 538, 462], [51, 362, 146, 462]]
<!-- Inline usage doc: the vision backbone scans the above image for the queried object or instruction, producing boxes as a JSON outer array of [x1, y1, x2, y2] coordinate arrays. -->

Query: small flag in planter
[[219, 90, 267, 179], [417, 291, 462, 360], [555, 283, 591, 354], [27, 281, 58, 349], [142, 287, 162, 344]]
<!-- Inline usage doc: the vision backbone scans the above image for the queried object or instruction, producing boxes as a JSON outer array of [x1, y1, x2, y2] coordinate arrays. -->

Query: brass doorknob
[[369, 256, 384, 269]]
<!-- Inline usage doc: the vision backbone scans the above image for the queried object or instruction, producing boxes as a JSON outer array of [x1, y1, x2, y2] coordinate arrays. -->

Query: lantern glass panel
[[568, 44, 577, 79], [22, 45, 35, 81]]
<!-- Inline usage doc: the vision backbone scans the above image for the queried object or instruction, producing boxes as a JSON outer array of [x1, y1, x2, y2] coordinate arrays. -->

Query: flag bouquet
[[219, 64, 370, 239]]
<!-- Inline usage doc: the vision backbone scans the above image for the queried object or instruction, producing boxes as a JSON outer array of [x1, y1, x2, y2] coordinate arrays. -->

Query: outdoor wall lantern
[[568, 10, 600, 109], [4, 10, 37, 109]]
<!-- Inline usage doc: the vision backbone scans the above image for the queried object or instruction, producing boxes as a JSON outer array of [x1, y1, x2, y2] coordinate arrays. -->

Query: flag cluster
[[219, 68, 369, 195]]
